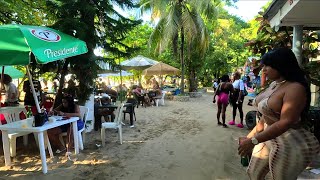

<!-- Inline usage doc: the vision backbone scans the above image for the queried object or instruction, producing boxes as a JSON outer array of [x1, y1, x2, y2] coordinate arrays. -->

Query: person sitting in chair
[[94, 94, 115, 131], [133, 85, 145, 107], [103, 85, 118, 103], [47, 94, 84, 154], [1, 74, 18, 106]]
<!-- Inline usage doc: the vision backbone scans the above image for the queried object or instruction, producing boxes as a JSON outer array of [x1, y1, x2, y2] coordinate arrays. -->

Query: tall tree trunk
[[53, 60, 69, 108], [180, 27, 185, 93], [173, 33, 178, 57], [187, 42, 196, 92], [189, 68, 197, 92]]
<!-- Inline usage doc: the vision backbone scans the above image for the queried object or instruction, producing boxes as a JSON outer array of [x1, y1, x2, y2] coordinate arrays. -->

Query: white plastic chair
[[155, 91, 166, 106], [59, 106, 89, 150], [1, 108, 28, 157], [1, 108, 53, 158], [101, 103, 124, 146]]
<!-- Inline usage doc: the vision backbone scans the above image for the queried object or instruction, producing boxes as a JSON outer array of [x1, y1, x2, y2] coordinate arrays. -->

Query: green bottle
[[241, 156, 250, 166], [27, 107, 32, 118]]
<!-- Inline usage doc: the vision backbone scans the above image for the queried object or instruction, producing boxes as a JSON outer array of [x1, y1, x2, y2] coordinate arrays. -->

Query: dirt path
[[116, 93, 254, 180]]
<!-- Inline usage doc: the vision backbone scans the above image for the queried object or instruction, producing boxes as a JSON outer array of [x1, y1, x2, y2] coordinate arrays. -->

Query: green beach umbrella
[[3, 66, 24, 79], [0, 24, 88, 112], [0, 24, 88, 65]]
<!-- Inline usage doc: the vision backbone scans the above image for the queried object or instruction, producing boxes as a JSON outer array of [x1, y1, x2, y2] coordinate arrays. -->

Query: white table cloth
[[0, 116, 79, 174]]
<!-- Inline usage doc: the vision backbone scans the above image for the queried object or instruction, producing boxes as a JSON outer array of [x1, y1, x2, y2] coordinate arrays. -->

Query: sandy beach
[[0, 92, 318, 180]]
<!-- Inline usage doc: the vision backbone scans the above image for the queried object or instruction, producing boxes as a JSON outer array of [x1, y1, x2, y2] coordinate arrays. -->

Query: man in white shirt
[[213, 79, 219, 91], [229, 72, 245, 128]]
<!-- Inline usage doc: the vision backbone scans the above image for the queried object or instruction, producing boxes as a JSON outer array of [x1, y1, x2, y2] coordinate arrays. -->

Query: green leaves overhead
[[140, 0, 222, 92], [44, 0, 141, 104], [0, 0, 54, 25], [145, 0, 215, 56]]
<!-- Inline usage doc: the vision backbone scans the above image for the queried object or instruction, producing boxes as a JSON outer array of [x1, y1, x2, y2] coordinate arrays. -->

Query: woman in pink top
[[213, 75, 233, 127]]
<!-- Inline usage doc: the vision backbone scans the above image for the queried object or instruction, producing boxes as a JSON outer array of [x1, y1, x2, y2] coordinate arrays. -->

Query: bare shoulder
[[284, 82, 306, 93]]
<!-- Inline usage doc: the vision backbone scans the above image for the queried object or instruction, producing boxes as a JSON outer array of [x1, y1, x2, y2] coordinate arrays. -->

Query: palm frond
[[148, 18, 166, 54], [189, 0, 219, 20], [162, 3, 180, 49], [139, 0, 172, 21], [181, 8, 198, 44], [183, 8, 210, 57]]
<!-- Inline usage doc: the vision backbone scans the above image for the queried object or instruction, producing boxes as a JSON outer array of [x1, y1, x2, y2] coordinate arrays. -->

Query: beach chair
[[101, 104, 124, 146], [1, 108, 29, 157], [123, 98, 137, 124], [154, 91, 166, 107]]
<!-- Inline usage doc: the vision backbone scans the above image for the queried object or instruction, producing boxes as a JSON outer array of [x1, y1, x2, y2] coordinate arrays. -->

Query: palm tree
[[140, 0, 218, 93]]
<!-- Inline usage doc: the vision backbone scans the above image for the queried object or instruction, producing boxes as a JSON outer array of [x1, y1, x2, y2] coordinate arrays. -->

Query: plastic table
[[0, 116, 79, 174]]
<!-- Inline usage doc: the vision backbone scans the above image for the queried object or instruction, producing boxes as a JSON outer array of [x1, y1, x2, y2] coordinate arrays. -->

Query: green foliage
[[122, 23, 154, 57], [305, 61, 320, 86], [200, 7, 250, 87], [140, 0, 223, 92], [0, 0, 55, 25], [140, 0, 249, 90], [1, 0, 141, 105], [245, 7, 320, 88], [44, 0, 141, 105]]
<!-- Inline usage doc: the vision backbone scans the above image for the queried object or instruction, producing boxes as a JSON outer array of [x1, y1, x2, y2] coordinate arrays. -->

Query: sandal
[[217, 121, 222, 126], [228, 120, 235, 125], [237, 123, 244, 128], [222, 124, 228, 128]]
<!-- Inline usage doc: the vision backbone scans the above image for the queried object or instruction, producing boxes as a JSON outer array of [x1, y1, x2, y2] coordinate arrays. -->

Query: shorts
[[217, 92, 229, 105], [60, 120, 85, 132]]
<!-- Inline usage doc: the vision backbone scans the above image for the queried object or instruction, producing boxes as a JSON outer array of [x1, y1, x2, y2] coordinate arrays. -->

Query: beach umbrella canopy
[[0, 24, 88, 65], [3, 66, 24, 79], [97, 61, 118, 74], [142, 62, 180, 76], [120, 55, 158, 70], [98, 71, 133, 77], [0, 24, 88, 112]]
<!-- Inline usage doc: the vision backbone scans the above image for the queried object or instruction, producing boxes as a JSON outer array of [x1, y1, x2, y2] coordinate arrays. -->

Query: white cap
[[101, 93, 110, 98]]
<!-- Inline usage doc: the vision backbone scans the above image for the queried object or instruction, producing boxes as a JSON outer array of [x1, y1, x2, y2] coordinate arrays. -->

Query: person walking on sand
[[213, 75, 233, 128], [229, 72, 245, 128]]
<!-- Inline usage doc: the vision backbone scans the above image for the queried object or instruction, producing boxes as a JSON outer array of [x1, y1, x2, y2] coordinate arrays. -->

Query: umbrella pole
[[119, 60, 123, 103], [0, 66, 4, 107], [26, 65, 41, 113]]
